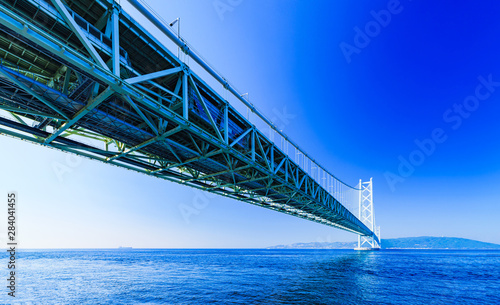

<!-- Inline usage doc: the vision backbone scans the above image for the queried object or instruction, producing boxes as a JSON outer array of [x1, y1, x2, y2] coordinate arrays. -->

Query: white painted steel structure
[[356, 178, 381, 250]]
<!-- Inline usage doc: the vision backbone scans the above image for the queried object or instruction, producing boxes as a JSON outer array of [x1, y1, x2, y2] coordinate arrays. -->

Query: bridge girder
[[0, 0, 378, 239]]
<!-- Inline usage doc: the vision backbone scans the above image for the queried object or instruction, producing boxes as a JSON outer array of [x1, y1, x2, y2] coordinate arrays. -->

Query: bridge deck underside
[[0, 0, 375, 237]]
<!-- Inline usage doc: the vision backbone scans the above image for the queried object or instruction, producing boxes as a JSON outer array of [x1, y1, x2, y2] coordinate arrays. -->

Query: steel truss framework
[[357, 178, 381, 249], [0, 0, 379, 240]]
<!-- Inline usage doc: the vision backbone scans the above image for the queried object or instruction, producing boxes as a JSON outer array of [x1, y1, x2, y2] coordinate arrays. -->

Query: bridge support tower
[[355, 178, 381, 251]]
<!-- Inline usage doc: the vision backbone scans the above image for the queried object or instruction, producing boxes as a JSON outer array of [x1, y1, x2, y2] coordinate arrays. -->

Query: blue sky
[[1, 0, 499, 248]]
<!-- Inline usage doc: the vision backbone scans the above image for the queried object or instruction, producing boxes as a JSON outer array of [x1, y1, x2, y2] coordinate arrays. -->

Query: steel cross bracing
[[357, 179, 381, 249], [0, 0, 379, 240]]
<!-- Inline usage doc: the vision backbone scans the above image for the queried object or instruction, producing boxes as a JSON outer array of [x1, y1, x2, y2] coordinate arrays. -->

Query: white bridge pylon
[[355, 178, 381, 250]]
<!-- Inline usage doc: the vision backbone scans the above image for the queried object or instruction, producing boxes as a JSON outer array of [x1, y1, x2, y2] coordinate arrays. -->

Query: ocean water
[[1, 249, 499, 304]]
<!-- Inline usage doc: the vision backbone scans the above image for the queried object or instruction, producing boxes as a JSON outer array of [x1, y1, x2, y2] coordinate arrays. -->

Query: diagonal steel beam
[[0, 68, 69, 120], [274, 156, 287, 175], [123, 95, 159, 135], [151, 148, 223, 174], [170, 76, 183, 104], [126, 67, 182, 84], [229, 128, 252, 148], [51, 0, 110, 71], [106, 126, 183, 162], [44, 87, 114, 144], [188, 75, 223, 141], [255, 133, 271, 170], [143, 81, 182, 101]]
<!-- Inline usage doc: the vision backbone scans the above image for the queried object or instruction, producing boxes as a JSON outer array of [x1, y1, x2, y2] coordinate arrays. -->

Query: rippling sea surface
[[1, 249, 499, 304]]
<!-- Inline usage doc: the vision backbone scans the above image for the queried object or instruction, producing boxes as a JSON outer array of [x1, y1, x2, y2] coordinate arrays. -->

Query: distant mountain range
[[267, 237, 500, 249]]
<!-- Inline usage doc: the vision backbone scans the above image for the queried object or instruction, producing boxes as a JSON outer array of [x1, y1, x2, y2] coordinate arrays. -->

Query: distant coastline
[[267, 236, 500, 250]]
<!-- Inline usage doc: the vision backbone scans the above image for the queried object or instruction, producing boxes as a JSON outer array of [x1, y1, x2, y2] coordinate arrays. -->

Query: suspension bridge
[[0, 0, 380, 249]]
